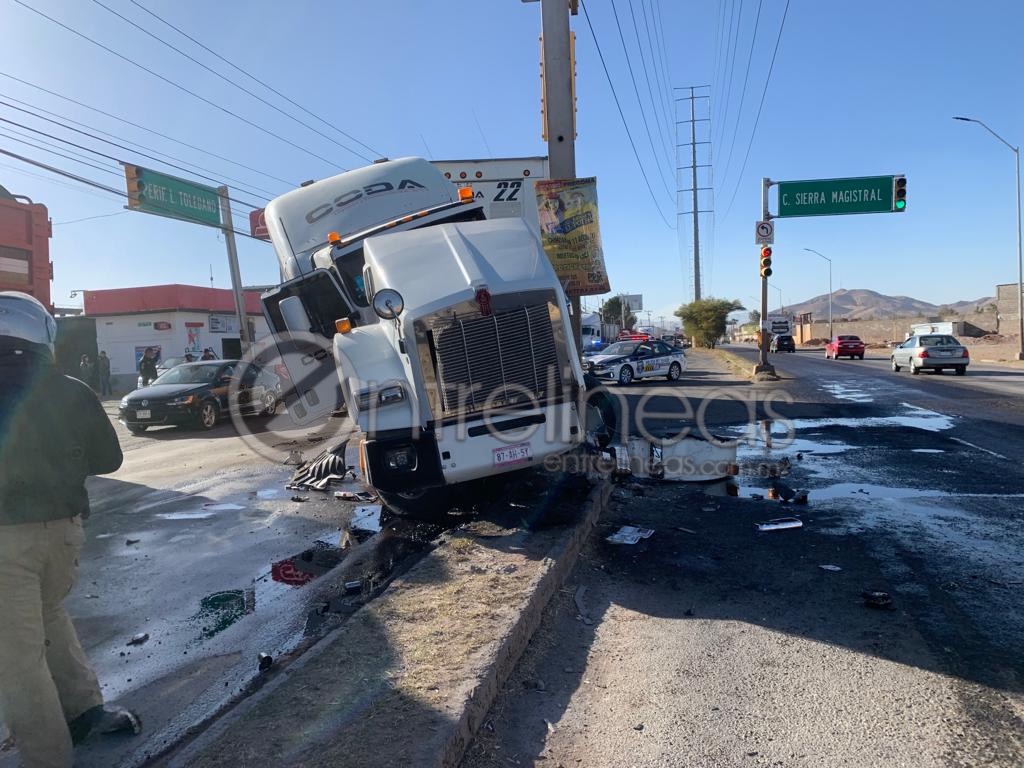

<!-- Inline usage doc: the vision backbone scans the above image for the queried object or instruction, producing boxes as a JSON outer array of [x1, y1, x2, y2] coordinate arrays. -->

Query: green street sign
[[776, 175, 899, 218], [124, 164, 221, 227]]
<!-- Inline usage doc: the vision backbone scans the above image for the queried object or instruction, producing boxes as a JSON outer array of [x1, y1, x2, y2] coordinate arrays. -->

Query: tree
[[675, 298, 745, 349], [748, 309, 761, 325], [600, 296, 637, 330]]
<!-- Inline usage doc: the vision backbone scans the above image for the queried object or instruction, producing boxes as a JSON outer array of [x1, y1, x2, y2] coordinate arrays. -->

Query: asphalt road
[[1, 405, 371, 768], [462, 347, 1024, 767]]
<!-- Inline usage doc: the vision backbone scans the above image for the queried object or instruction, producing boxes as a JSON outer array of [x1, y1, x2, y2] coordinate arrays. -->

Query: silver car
[[890, 334, 970, 375]]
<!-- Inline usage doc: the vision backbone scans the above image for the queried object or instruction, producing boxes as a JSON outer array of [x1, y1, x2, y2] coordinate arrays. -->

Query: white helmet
[[0, 291, 57, 355]]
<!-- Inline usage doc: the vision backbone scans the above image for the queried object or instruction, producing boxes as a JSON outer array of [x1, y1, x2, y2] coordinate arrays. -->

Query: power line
[[652, 0, 676, 117], [0, 101, 268, 208], [608, 0, 675, 202], [86, 0, 376, 164], [0, 90, 281, 198], [641, 0, 675, 142], [722, 0, 791, 222], [129, 0, 383, 159], [54, 211, 128, 225], [11, 0, 343, 170], [718, 0, 763, 191], [0, 159, 127, 203], [0, 72, 297, 189], [628, 0, 674, 168], [712, 0, 736, 148], [716, 0, 745, 153], [580, 0, 674, 229], [0, 126, 121, 178], [0, 147, 266, 240]]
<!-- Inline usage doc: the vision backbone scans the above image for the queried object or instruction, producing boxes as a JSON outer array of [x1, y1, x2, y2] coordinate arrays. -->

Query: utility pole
[[539, 0, 581, 351], [674, 86, 712, 301], [218, 186, 250, 353], [753, 178, 776, 377]]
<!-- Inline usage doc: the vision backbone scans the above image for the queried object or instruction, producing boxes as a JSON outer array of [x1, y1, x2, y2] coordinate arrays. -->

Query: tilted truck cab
[[336, 218, 585, 512]]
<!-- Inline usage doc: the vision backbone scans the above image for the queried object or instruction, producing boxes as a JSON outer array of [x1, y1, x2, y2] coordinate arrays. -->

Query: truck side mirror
[[372, 289, 405, 321]]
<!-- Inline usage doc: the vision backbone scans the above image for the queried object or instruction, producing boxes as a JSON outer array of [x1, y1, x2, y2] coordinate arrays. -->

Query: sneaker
[[68, 705, 142, 744]]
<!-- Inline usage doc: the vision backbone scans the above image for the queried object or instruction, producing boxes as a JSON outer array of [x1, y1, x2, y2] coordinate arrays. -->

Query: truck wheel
[[666, 362, 682, 381], [617, 366, 634, 385], [378, 487, 453, 522]]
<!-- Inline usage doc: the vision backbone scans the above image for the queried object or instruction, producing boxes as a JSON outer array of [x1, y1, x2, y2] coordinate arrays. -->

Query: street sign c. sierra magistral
[[776, 175, 900, 218]]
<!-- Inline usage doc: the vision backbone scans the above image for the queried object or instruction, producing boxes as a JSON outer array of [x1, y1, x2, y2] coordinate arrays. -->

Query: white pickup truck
[[261, 157, 586, 515]]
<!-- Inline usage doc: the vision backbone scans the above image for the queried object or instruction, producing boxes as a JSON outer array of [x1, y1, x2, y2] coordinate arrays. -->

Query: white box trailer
[[431, 157, 548, 234]]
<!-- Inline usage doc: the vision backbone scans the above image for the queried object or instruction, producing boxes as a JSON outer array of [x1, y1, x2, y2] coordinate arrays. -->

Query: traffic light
[[893, 175, 907, 212], [759, 246, 773, 278], [124, 164, 142, 209]]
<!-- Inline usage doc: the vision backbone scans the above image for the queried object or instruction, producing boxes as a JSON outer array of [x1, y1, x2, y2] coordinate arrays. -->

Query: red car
[[825, 334, 865, 360]]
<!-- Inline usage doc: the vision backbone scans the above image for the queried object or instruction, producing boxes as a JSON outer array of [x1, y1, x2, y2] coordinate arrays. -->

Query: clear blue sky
[[1, 0, 1022, 326]]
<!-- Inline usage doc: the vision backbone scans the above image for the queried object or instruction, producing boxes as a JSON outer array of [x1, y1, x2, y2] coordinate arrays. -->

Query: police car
[[585, 339, 686, 385]]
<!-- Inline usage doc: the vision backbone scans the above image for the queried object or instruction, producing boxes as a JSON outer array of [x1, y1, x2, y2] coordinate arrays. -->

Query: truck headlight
[[384, 445, 417, 470], [357, 385, 405, 410]]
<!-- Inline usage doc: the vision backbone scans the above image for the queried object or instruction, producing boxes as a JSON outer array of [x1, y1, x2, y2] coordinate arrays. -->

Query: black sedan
[[118, 361, 280, 434]]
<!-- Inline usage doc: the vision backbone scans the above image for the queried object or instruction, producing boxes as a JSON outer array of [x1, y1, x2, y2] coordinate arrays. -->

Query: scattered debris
[[755, 517, 803, 532], [287, 447, 353, 491], [633, 723, 645, 731], [258, 652, 274, 672], [606, 526, 655, 544], [343, 580, 363, 595], [290, 495, 308, 503], [545, 719, 556, 734], [862, 590, 893, 609], [675, 526, 697, 535], [284, 450, 305, 466], [793, 490, 809, 505], [819, 564, 842, 572], [769, 479, 797, 502], [334, 490, 377, 502], [126, 633, 149, 646], [125, 538, 140, 546], [573, 585, 590, 623], [350, 505, 383, 533], [201, 503, 244, 511]]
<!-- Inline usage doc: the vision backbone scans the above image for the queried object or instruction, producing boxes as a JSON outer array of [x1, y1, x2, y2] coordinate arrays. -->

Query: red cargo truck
[[0, 186, 52, 310]]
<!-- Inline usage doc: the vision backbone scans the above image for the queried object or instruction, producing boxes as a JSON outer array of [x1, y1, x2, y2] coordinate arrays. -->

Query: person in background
[[97, 351, 112, 397], [138, 347, 158, 387], [78, 354, 95, 391], [0, 292, 140, 768], [200, 348, 216, 361]]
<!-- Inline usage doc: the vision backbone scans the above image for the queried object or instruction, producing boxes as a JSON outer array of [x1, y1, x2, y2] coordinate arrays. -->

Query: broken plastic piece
[[606, 526, 655, 544], [126, 633, 149, 646], [819, 564, 842, 572], [258, 652, 274, 672], [755, 517, 803, 532], [862, 590, 893, 609]]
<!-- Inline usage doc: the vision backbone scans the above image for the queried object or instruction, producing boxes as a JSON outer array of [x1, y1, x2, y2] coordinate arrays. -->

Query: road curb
[[162, 477, 611, 768], [439, 478, 611, 767]]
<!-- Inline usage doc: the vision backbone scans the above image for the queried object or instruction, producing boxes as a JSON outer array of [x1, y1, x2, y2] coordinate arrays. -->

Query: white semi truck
[[260, 157, 586, 515]]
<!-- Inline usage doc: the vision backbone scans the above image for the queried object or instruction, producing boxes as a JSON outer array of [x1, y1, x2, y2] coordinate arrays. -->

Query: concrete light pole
[[803, 247, 833, 339], [954, 116, 1023, 360]]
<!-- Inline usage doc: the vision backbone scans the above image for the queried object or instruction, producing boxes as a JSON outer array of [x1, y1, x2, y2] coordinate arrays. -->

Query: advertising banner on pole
[[534, 177, 610, 297]]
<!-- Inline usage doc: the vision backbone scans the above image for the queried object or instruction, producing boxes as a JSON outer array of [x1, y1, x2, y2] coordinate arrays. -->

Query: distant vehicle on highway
[[586, 340, 686, 385], [119, 360, 280, 434], [890, 334, 970, 376], [825, 334, 865, 360], [770, 334, 796, 353]]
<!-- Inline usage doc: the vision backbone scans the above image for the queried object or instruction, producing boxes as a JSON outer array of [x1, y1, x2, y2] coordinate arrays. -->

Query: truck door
[[261, 268, 353, 425]]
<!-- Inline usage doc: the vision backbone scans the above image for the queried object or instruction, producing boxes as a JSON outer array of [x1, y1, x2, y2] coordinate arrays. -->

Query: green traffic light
[[895, 200, 906, 210]]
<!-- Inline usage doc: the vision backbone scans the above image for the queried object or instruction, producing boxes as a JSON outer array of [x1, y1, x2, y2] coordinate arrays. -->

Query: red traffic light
[[760, 246, 772, 259]]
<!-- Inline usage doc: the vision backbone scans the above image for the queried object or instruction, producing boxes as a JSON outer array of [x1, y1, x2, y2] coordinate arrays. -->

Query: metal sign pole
[[755, 178, 776, 377], [218, 186, 250, 353]]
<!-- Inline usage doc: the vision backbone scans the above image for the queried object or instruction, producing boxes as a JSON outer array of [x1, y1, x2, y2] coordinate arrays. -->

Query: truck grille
[[431, 304, 564, 415]]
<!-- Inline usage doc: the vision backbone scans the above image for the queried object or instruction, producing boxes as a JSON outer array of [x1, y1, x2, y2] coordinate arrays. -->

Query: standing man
[[138, 347, 158, 387], [78, 354, 95, 391], [0, 292, 140, 767], [97, 351, 112, 397]]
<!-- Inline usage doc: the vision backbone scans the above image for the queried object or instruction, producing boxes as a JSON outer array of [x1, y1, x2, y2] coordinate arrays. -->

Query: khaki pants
[[0, 517, 103, 768]]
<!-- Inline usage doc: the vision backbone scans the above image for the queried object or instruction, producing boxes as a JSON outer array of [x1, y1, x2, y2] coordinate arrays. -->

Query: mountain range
[[771, 289, 995, 321]]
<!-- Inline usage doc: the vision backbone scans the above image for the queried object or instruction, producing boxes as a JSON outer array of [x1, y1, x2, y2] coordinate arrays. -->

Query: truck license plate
[[135, 409, 151, 419], [493, 442, 532, 467]]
